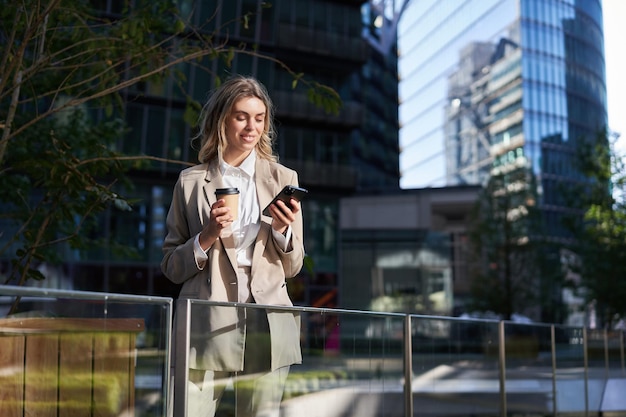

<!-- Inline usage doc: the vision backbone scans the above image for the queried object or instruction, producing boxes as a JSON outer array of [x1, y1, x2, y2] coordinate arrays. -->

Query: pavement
[[279, 363, 626, 417], [132, 361, 626, 416]]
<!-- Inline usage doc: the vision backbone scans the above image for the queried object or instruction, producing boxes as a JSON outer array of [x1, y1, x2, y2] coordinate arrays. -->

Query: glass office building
[[395, 0, 606, 319], [398, 0, 607, 198], [1, 1, 403, 311]]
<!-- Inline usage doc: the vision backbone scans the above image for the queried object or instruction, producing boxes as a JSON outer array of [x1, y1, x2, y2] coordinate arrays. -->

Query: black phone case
[[263, 185, 308, 216]]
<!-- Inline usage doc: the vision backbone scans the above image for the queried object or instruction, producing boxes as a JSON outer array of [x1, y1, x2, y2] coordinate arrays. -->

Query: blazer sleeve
[[161, 174, 201, 284]]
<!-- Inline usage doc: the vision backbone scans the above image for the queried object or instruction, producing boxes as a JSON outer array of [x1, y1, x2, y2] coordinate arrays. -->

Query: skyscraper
[[398, 0, 607, 193], [397, 0, 607, 319]]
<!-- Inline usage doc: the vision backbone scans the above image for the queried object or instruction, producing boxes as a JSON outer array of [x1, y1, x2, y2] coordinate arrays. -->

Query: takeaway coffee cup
[[215, 188, 240, 220]]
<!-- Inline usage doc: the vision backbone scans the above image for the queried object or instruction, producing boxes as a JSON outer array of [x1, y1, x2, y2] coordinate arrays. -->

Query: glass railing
[[408, 315, 502, 416], [172, 299, 408, 417], [1, 286, 624, 417], [0, 285, 172, 417]]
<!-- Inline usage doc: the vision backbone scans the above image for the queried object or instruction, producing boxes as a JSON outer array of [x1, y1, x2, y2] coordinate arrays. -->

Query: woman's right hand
[[198, 199, 234, 250]]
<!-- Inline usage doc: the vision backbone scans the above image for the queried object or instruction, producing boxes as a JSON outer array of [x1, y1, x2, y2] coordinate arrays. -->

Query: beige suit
[[161, 158, 304, 372]]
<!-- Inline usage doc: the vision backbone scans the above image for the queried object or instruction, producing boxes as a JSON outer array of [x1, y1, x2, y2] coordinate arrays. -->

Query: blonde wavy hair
[[192, 75, 277, 163]]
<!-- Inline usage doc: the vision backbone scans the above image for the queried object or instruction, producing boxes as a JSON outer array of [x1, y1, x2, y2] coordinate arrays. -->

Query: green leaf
[[113, 197, 132, 212], [303, 255, 315, 275], [184, 104, 199, 126], [28, 269, 46, 281], [176, 17, 188, 33], [102, 99, 112, 117], [224, 48, 235, 67], [291, 73, 304, 90]]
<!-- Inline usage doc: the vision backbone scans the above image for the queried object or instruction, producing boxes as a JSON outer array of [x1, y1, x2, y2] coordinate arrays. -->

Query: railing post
[[551, 325, 557, 416], [583, 327, 589, 417], [604, 328, 610, 379], [164, 298, 174, 417], [619, 330, 626, 376], [173, 299, 191, 417], [404, 314, 413, 417], [498, 321, 507, 417]]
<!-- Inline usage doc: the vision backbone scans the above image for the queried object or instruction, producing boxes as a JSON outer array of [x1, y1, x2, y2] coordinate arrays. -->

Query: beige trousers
[[186, 366, 289, 417], [173, 307, 290, 417]]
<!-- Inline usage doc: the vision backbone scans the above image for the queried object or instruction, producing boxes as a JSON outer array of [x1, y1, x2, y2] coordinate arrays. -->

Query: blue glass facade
[[398, 0, 607, 196], [395, 0, 607, 318]]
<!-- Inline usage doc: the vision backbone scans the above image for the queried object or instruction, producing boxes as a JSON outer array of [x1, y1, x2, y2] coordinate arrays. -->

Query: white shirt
[[220, 149, 261, 267], [192, 150, 291, 301]]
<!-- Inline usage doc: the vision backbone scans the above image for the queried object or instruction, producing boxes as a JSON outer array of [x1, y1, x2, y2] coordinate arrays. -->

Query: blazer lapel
[[202, 162, 239, 272], [252, 159, 281, 265], [257, 159, 279, 221], [200, 163, 219, 227]]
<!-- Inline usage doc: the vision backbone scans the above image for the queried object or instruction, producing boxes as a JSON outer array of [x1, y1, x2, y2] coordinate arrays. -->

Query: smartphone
[[263, 185, 308, 217]]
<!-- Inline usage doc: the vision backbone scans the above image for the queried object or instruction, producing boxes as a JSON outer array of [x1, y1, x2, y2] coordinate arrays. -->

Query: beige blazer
[[161, 158, 304, 372]]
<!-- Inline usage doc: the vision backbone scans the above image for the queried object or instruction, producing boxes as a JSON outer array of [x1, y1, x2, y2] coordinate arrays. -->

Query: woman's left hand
[[269, 198, 300, 234]]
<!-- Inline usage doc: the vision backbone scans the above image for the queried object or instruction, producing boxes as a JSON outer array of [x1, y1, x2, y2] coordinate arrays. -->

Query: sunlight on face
[[223, 97, 266, 165]]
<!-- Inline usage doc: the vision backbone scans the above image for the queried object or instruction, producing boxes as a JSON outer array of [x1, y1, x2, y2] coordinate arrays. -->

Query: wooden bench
[[0, 317, 145, 417]]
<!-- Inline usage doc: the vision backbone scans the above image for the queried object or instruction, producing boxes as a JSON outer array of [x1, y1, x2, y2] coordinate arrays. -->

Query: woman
[[161, 75, 304, 417]]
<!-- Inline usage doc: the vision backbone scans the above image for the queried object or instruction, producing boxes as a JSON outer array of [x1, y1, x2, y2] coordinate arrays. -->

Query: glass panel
[[125, 103, 145, 155], [503, 322, 554, 415], [302, 129, 316, 163], [168, 108, 187, 162], [280, 126, 300, 160], [587, 328, 611, 412], [606, 331, 625, 376], [412, 316, 501, 414], [178, 300, 406, 417], [295, 0, 309, 26], [6, 288, 624, 417], [303, 198, 338, 273], [0, 286, 172, 417], [146, 106, 167, 159], [554, 326, 587, 414]]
